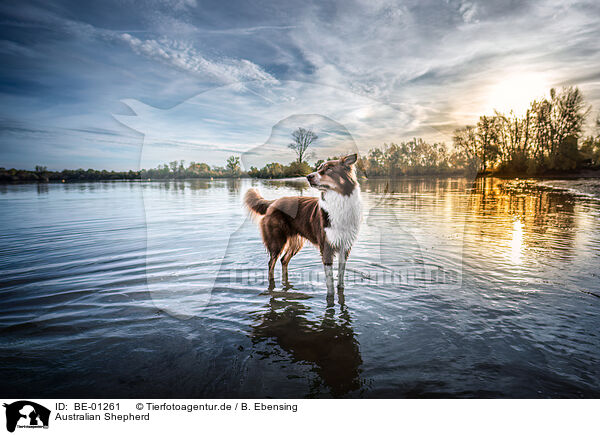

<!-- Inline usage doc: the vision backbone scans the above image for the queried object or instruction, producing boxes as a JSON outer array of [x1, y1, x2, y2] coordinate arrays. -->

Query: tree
[[288, 127, 318, 163], [226, 155, 241, 176], [286, 160, 312, 177], [313, 159, 325, 171], [476, 115, 501, 170], [189, 162, 211, 175], [580, 135, 600, 167], [453, 125, 480, 170], [264, 162, 285, 178], [494, 111, 532, 171]]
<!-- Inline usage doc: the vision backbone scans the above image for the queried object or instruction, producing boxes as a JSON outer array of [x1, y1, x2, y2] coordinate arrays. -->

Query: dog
[[244, 153, 361, 296]]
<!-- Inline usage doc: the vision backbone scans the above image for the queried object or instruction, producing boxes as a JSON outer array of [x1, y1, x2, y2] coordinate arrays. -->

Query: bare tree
[[288, 127, 318, 163], [476, 115, 501, 170], [452, 125, 480, 170]]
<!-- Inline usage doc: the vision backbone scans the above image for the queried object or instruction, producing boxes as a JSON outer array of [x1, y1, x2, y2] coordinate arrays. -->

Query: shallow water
[[0, 177, 599, 398]]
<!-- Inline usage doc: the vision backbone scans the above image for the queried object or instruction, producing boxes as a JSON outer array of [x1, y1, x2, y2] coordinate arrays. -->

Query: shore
[[2, 168, 600, 184], [489, 168, 600, 180]]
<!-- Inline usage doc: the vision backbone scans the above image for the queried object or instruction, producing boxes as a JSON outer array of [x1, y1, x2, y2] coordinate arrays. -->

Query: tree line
[[250, 87, 600, 178], [0, 166, 143, 183], [358, 87, 599, 177], [3, 88, 600, 183], [356, 139, 467, 177], [0, 158, 243, 183], [140, 156, 241, 179], [451, 86, 599, 175]]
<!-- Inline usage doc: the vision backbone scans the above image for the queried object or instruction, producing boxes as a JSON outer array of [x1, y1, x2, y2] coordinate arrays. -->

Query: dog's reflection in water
[[251, 286, 363, 397]]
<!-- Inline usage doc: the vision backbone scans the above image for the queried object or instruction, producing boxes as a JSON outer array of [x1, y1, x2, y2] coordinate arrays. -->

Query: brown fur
[[245, 191, 331, 287], [244, 188, 274, 216], [310, 154, 358, 196], [244, 154, 358, 291]]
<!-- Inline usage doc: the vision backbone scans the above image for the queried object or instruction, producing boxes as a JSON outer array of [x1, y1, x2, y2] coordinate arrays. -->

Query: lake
[[1, 177, 599, 398]]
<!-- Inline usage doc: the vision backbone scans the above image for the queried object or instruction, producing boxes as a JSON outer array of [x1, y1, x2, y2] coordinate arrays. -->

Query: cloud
[[0, 3, 277, 86], [286, 0, 600, 135], [114, 80, 424, 169], [119, 33, 277, 84], [196, 25, 298, 35], [459, 1, 478, 23]]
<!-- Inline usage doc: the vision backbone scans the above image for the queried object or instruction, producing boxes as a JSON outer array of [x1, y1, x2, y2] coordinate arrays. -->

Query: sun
[[484, 73, 551, 117]]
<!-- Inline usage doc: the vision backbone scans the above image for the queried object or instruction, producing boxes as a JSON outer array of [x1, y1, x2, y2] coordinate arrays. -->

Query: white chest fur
[[319, 187, 362, 252]]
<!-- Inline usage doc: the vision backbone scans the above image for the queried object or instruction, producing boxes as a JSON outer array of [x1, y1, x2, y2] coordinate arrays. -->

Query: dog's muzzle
[[306, 172, 320, 187]]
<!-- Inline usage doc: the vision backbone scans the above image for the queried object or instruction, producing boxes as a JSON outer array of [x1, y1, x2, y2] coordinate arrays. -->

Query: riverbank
[[489, 168, 600, 180], [3, 167, 600, 184], [0, 167, 245, 184]]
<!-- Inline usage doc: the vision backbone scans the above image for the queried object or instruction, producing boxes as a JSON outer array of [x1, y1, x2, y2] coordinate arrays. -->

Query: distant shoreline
[[2, 169, 600, 184], [480, 168, 600, 180]]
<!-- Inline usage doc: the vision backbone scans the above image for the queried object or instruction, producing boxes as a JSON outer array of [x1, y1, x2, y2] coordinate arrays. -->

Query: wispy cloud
[[119, 33, 276, 84], [286, 0, 600, 134]]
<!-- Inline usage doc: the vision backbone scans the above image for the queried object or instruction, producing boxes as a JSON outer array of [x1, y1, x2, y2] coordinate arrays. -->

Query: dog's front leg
[[338, 248, 349, 291], [321, 244, 335, 297], [324, 264, 334, 294]]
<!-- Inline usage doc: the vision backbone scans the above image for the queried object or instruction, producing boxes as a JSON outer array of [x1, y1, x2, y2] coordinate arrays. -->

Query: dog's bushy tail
[[244, 188, 273, 216]]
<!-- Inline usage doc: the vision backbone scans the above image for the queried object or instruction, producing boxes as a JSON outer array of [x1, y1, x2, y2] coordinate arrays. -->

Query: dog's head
[[307, 154, 358, 195]]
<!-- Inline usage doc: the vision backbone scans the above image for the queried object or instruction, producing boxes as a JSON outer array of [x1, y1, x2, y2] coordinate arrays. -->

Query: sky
[[0, 0, 599, 170]]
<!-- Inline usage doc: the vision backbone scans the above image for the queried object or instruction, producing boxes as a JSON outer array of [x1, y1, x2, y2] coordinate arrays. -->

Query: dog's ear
[[342, 153, 357, 166]]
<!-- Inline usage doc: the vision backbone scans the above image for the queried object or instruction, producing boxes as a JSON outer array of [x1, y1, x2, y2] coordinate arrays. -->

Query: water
[[1, 177, 599, 398]]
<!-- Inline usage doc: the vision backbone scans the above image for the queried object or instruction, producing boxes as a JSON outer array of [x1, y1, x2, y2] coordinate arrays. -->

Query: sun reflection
[[466, 178, 579, 275], [510, 218, 524, 265]]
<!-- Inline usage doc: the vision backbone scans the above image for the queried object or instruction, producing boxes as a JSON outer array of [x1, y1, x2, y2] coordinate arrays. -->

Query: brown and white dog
[[244, 154, 361, 296]]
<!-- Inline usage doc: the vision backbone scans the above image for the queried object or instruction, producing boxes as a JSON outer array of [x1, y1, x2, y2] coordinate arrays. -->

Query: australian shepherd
[[244, 154, 361, 296]]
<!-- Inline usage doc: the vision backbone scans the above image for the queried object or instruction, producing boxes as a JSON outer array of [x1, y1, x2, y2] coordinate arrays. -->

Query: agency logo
[[3, 401, 50, 433]]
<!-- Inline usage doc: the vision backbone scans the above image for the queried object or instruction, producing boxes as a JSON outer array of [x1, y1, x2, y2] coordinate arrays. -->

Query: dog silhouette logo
[[3, 401, 50, 432]]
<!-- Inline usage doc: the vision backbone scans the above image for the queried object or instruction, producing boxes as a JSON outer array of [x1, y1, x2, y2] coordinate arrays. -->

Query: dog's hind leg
[[281, 236, 304, 286], [268, 253, 280, 290], [261, 215, 286, 290]]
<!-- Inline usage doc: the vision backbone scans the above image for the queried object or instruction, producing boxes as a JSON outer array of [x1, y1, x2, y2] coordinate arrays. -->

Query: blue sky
[[1, 0, 599, 170]]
